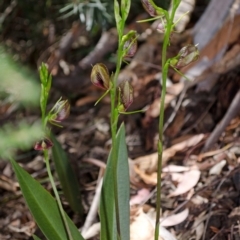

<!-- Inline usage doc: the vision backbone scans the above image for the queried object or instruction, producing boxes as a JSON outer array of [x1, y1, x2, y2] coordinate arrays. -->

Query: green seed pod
[[171, 44, 199, 69], [118, 81, 134, 111], [91, 63, 110, 90]]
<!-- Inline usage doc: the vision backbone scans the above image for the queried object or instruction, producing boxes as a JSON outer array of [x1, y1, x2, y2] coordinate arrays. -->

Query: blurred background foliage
[[0, 0, 171, 65], [0, 46, 39, 105], [0, 0, 207, 160], [0, 46, 43, 160]]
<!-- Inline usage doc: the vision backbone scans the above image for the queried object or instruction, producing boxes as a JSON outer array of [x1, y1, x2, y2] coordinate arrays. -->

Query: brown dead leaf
[[160, 208, 189, 227], [163, 134, 204, 166], [209, 160, 226, 175], [169, 169, 201, 197], [192, 212, 206, 240], [75, 95, 99, 107], [130, 188, 151, 206], [134, 152, 158, 173], [130, 207, 177, 240], [159, 226, 177, 240], [165, 109, 186, 138], [82, 222, 100, 239], [0, 175, 18, 192], [134, 165, 157, 185], [147, 95, 175, 118], [166, 82, 184, 96], [134, 134, 204, 179], [130, 208, 154, 240], [162, 165, 190, 173], [167, 134, 204, 153], [171, 172, 184, 182]]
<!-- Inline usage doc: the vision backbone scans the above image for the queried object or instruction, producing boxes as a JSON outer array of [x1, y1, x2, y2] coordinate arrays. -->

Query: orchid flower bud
[[141, 0, 164, 17], [50, 99, 70, 124], [123, 38, 137, 58], [122, 31, 137, 58], [118, 81, 134, 111], [90, 63, 110, 90], [170, 44, 199, 69], [34, 138, 53, 151]]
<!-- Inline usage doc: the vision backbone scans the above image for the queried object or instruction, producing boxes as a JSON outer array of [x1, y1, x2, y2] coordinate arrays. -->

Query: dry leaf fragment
[[192, 212, 206, 240], [171, 172, 184, 182], [209, 159, 226, 175], [130, 208, 154, 240], [81, 222, 100, 239], [130, 188, 151, 206], [130, 207, 177, 240], [134, 152, 158, 174], [134, 165, 157, 185], [147, 95, 175, 118], [134, 134, 204, 177], [169, 169, 201, 197], [162, 165, 190, 173], [159, 226, 177, 240], [160, 208, 189, 227]]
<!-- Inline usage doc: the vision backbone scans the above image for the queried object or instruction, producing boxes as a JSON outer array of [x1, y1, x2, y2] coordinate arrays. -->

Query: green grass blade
[[100, 123, 130, 240], [51, 134, 83, 215], [10, 158, 85, 240]]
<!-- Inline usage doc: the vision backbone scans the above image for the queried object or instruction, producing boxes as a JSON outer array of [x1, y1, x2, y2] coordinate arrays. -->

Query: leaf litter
[[1, 1, 240, 239]]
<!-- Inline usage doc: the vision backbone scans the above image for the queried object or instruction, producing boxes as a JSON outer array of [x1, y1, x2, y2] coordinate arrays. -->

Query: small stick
[[202, 89, 240, 151]]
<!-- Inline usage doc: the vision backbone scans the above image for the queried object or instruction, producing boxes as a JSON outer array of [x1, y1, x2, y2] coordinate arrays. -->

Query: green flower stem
[[40, 85, 47, 125], [155, 3, 180, 240], [39, 64, 73, 239], [43, 150, 73, 240]]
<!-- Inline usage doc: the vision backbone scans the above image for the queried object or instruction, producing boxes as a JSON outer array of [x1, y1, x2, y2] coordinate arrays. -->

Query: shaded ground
[[0, 0, 240, 239]]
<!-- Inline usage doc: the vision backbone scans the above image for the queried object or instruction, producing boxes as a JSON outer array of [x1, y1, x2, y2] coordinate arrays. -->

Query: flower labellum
[[90, 63, 110, 90], [34, 138, 53, 151], [53, 100, 70, 123], [118, 81, 134, 111], [49, 99, 70, 125], [123, 37, 137, 58], [171, 44, 199, 69]]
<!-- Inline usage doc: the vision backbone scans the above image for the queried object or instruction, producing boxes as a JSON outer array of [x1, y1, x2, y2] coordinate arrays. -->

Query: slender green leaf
[[51, 134, 83, 215], [10, 158, 85, 240], [100, 123, 130, 240]]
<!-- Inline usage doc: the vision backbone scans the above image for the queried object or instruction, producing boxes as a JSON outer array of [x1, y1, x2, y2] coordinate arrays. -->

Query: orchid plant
[[10, 1, 199, 240]]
